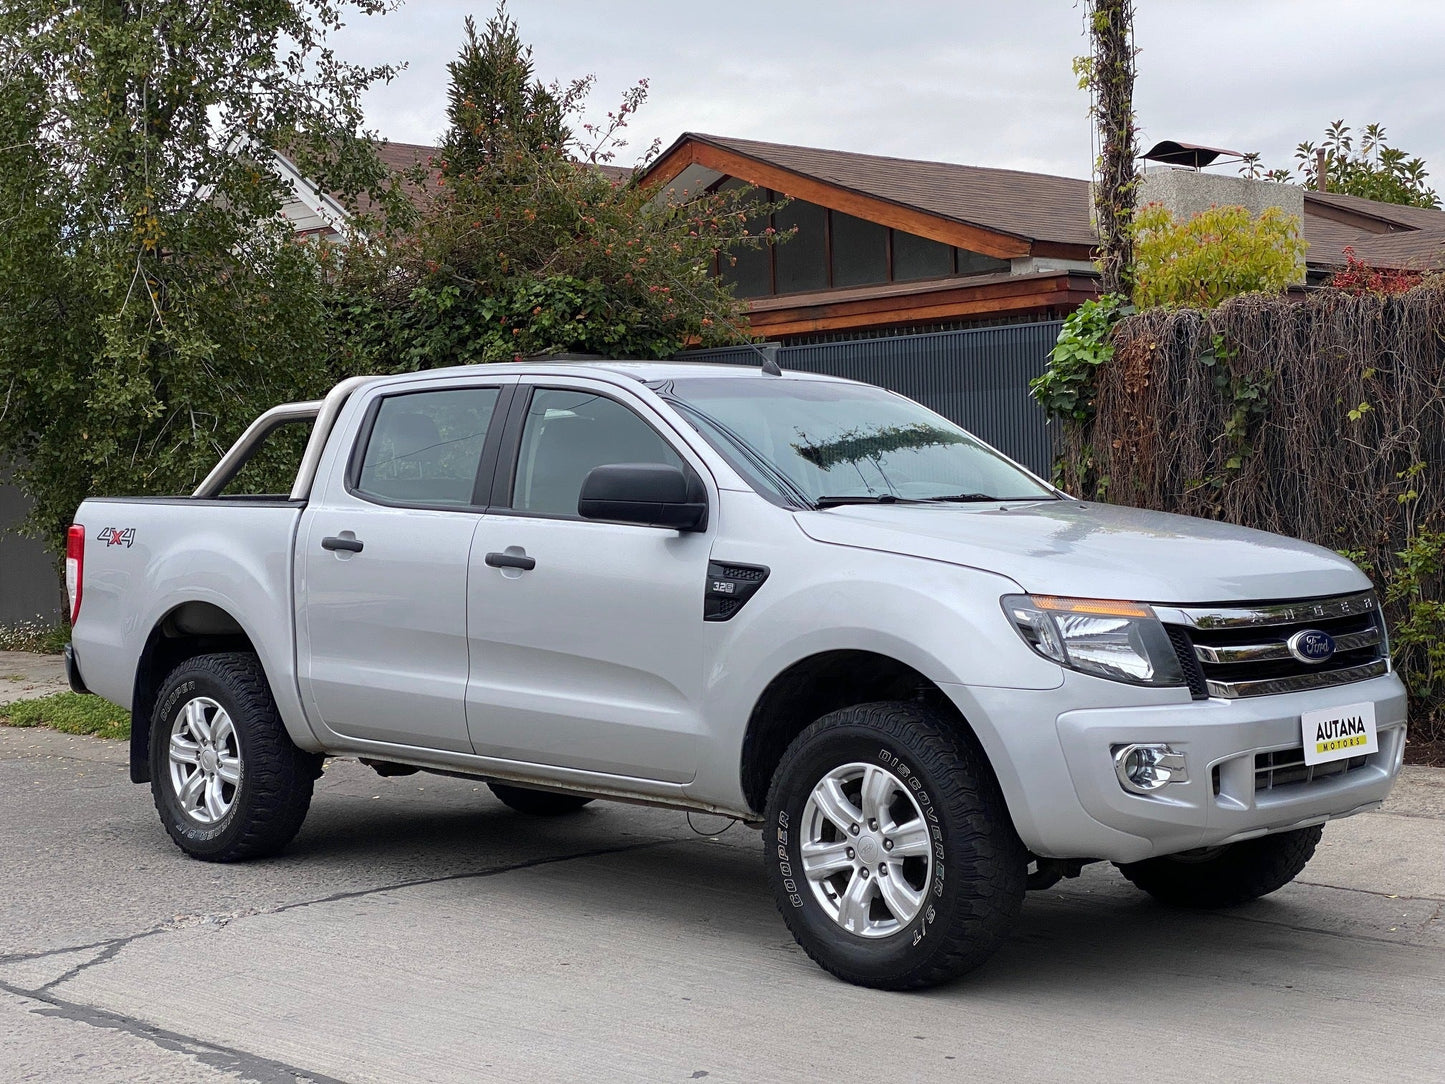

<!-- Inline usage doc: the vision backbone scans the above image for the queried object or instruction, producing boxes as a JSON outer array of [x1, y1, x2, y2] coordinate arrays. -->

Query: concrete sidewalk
[[1, 726, 1441, 1083], [0, 651, 68, 707]]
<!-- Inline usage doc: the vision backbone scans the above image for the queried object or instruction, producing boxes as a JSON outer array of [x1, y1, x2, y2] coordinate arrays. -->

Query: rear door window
[[354, 387, 502, 507]]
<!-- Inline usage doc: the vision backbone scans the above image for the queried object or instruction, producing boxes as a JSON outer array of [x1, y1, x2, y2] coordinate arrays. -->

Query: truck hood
[[794, 499, 1370, 604]]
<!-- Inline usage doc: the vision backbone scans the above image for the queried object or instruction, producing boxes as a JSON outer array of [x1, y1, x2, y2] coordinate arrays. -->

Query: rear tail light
[[66, 524, 84, 624]]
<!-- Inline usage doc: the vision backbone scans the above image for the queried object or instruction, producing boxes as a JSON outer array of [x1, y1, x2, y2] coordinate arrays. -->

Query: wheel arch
[[738, 649, 994, 814], [129, 601, 262, 784]]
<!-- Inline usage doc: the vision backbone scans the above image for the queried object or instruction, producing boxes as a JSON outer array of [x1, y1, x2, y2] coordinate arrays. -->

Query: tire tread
[[764, 701, 1024, 990], [151, 652, 318, 862]]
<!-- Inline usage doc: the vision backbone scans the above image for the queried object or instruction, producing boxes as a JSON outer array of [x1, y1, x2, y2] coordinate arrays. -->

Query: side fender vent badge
[[705, 561, 770, 622]]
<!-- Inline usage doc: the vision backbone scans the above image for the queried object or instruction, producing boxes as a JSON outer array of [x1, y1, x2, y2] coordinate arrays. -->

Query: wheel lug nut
[[878, 864, 888, 876], [849, 823, 859, 835], [859, 867, 869, 879], [883, 839, 893, 851], [868, 819, 878, 831], [846, 847, 855, 860]]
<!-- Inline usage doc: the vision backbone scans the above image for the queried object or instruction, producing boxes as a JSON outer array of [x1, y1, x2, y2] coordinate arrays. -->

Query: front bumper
[[947, 672, 1407, 864]]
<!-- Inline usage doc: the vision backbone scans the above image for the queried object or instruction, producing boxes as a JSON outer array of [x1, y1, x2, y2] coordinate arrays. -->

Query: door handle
[[321, 536, 364, 553], [485, 551, 536, 571]]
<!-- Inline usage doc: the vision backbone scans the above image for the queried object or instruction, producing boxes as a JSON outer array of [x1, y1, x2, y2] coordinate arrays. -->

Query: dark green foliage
[[441, 5, 569, 174], [329, 5, 768, 371], [1245, 121, 1440, 209], [1030, 294, 1132, 424], [0, 1, 405, 558]]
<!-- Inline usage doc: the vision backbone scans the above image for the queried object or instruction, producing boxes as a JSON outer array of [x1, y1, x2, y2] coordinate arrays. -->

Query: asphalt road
[[1, 726, 1442, 1084]]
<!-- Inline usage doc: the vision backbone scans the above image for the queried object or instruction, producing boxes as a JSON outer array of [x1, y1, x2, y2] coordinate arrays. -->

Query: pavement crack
[[265, 836, 678, 918], [3, 837, 679, 976], [0, 977, 352, 1084], [1294, 880, 1445, 904], [37, 939, 129, 991]]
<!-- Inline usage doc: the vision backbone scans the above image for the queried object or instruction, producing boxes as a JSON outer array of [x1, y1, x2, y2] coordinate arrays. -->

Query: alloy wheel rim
[[167, 697, 241, 825], [800, 761, 934, 938]]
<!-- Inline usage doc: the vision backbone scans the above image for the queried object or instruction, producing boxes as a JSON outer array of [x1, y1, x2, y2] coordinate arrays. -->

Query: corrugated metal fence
[[680, 320, 1061, 476], [0, 472, 63, 626]]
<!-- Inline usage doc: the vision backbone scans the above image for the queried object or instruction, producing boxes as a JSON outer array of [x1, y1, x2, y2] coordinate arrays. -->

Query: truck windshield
[[660, 376, 1056, 507]]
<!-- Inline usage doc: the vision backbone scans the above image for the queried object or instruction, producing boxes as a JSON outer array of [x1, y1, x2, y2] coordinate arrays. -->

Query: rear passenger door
[[464, 378, 714, 782], [298, 378, 515, 753]]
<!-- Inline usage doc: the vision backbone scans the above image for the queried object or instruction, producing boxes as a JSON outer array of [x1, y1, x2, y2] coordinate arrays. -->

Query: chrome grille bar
[[1204, 659, 1388, 699], [1194, 627, 1381, 665]]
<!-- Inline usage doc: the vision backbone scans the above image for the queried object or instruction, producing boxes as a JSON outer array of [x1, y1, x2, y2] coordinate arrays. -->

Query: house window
[[893, 230, 954, 281], [775, 199, 829, 293], [717, 179, 772, 298], [956, 247, 1010, 276], [712, 178, 1013, 297], [831, 212, 888, 288]]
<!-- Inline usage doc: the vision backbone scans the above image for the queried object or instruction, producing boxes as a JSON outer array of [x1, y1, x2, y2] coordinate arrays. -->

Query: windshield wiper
[[924, 492, 1058, 502], [815, 494, 916, 507]]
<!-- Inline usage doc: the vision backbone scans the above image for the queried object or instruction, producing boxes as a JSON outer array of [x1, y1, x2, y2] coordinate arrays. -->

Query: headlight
[[1002, 594, 1185, 687]]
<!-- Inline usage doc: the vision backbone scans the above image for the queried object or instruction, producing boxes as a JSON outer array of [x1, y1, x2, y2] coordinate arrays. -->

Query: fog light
[[1113, 743, 1189, 795]]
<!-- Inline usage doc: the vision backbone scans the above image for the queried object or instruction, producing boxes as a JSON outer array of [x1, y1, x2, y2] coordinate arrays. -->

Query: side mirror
[[578, 463, 708, 531]]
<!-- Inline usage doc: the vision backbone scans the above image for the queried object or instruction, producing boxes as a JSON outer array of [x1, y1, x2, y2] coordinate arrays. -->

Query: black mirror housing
[[577, 463, 708, 531]]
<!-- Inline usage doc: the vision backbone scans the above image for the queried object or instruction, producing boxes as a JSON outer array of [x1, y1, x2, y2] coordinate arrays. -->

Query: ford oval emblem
[[1288, 629, 1336, 665]]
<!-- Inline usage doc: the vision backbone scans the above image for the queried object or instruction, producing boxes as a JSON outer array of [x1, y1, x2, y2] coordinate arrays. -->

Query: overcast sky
[[330, 0, 1445, 185]]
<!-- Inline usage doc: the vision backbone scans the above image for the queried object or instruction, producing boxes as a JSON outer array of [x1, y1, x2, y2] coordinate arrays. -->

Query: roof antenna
[[759, 342, 783, 376]]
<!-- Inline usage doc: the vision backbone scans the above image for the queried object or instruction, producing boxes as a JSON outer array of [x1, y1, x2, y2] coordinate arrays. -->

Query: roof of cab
[[381, 359, 846, 384]]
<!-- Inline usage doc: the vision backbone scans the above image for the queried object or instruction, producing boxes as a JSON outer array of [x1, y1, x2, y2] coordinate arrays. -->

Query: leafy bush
[[1329, 247, 1426, 296], [1030, 293, 1132, 423], [1132, 203, 1308, 310], [1245, 121, 1440, 210]]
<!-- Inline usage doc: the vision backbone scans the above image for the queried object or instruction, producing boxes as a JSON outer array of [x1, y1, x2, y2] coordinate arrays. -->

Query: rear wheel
[[149, 653, 320, 862], [1116, 825, 1324, 908], [487, 782, 595, 817], [763, 701, 1025, 990]]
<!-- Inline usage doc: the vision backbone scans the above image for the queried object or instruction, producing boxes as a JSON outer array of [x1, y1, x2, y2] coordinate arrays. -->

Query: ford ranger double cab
[[65, 361, 1406, 989]]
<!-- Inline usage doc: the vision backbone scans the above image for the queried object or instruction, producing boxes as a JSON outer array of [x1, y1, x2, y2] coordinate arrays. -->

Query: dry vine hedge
[[1059, 282, 1445, 741]]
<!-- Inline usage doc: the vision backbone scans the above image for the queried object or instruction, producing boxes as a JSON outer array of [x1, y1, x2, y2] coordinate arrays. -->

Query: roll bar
[[191, 375, 381, 500]]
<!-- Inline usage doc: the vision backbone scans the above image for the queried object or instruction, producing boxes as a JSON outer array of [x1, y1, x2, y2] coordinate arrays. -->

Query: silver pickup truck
[[66, 361, 1406, 989]]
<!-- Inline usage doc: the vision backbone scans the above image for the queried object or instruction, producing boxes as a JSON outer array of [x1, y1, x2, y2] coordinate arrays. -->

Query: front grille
[[1156, 591, 1388, 699], [1255, 747, 1370, 792]]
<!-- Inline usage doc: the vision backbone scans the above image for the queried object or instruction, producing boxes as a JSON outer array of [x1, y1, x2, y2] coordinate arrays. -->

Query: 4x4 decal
[[96, 527, 136, 548]]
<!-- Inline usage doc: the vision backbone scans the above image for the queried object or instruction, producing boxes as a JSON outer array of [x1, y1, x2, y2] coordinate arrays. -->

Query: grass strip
[[0, 692, 130, 740]]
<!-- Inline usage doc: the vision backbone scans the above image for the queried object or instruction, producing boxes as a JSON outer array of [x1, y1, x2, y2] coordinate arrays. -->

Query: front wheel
[[1115, 825, 1324, 908], [150, 653, 319, 862], [764, 702, 1025, 990]]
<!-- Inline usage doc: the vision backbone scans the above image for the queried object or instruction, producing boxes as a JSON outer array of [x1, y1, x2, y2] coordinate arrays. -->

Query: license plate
[[1300, 701, 1378, 766]]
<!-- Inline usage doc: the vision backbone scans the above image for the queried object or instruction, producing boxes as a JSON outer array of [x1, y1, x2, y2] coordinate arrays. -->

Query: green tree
[[1245, 121, 1440, 209], [440, 4, 570, 175], [0, 1, 404, 558], [331, 5, 773, 371], [1132, 203, 1308, 310]]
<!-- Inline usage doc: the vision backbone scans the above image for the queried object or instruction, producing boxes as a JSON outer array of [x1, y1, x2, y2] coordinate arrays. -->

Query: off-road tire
[[150, 652, 320, 862], [1115, 825, 1324, 908], [488, 782, 595, 816], [763, 701, 1026, 990]]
